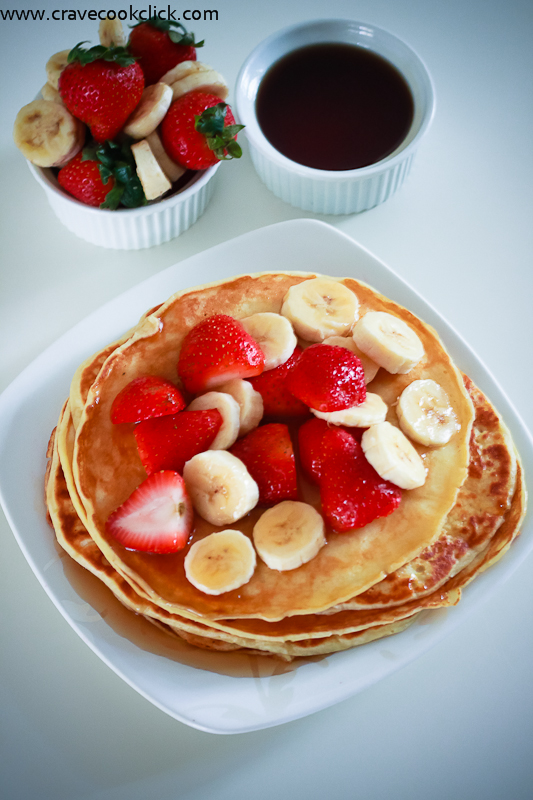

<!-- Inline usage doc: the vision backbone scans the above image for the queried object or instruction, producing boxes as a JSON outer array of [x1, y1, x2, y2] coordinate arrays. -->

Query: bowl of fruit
[[13, 16, 243, 249]]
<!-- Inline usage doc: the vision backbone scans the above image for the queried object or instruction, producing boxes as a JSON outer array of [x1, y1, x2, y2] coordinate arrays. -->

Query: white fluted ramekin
[[28, 159, 220, 250], [235, 19, 435, 215]]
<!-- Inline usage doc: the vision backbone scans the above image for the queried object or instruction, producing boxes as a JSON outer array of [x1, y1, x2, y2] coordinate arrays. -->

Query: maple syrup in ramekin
[[255, 42, 414, 171]]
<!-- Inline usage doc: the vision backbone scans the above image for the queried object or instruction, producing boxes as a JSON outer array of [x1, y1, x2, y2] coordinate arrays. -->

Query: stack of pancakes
[[45, 272, 526, 661]]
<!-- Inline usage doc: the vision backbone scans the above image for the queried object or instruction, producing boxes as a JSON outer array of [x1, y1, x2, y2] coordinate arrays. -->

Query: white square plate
[[0, 219, 531, 734]]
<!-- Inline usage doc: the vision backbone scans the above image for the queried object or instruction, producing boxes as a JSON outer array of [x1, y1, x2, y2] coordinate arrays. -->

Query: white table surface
[[1, 1, 532, 798]]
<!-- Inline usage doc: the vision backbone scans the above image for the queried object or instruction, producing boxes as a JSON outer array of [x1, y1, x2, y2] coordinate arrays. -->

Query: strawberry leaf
[[130, 17, 204, 47], [68, 41, 137, 67], [82, 141, 146, 209], [195, 104, 245, 161]]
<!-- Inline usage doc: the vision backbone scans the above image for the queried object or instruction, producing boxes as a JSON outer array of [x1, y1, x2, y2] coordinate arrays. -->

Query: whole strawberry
[[128, 18, 203, 85], [160, 91, 243, 170], [58, 151, 115, 207], [58, 42, 144, 143]]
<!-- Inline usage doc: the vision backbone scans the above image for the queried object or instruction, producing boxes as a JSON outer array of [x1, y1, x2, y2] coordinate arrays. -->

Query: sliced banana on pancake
[[240, 312, 297, 370], [123, 83, 173, 139], [98, 16, 126, 47], [253, 501, 326, 571], [183, 450, 259, 525], [184, 530, 256, 595], [353, 311, 425, 374], [397, 379, 459, 446], [13, 99, 85, 167], [311, 392, 387, 426], [131, 139, 172, 200], [362, 421, 426, 489], [281, 278, 359, 342], [187, 391, 241, 449], [322, 335, 380, 383], [45, 49, 70, 90], [216, 379, 264, 436]]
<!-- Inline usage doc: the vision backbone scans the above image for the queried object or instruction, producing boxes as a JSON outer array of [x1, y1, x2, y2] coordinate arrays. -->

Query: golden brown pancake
[[46, 386, 525, 660], [71, 273, 475, 621], [44, 271, 526, 662]]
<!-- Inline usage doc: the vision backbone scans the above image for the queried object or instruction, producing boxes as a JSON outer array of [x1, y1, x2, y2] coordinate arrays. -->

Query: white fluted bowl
[[28, 159, 220, 250], [235, 19, 435, 215]]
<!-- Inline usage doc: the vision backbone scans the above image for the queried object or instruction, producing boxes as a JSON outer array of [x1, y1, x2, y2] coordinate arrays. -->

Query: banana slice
[[98, 16, 126, 47], [169, 68, 229, 102], [216, 379, 264, 436], [184, 530, 256, 595], [145, 131, 186, 183], [311, 392, 387, 427], [280, 278, 359, 342], [123, 83, 173, 139], [13, 100, 85, 167], [187, 391, 241, 449], [322, 335, 380, 384], [160, 60, 214, 86], [130, 139, 172, 201], [240, 312, 297, 370], [183, 451, 259, 525], [361, 421, 426, 490], [41, 83, 63, 104], [253, 501, 326, 571], [45, 49, 70, 90], [352, 311, 424, 374], [397, 379, 459, 446]]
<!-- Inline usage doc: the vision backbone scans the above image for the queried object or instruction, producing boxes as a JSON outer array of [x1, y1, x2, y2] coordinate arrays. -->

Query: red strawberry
[[249, 346, 311, 418], [230, 423, 298, 506], [58, 152, 114, 207], [286, 343, 366, 412], [128, 18, 202, 85], [178, 314, 264, 394], [320, 427, 401, 532], [110, 376, 186, 424], [134, 409, 222, 474], [106, 470, 193, 553], [58, 43, 144, 143], [298, 418, 364, 484], [160, 91, 243, 170]]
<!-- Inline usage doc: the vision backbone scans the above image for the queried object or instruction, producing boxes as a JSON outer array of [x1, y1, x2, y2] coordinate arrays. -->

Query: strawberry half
[[249, 346, 311, 418], [230, 423, 298, 506], [286, 343, 366, 413], [134, 409, 222, 474], [160, 91, 243, 170], [298, 417, 364, 484], [59, 42, 144, 143], [106, 470, 193, 553], [178, 314, 265, 394], [111, 376, 186, 424], [320, 427, 401, 532], [128, 18, 203, 85]]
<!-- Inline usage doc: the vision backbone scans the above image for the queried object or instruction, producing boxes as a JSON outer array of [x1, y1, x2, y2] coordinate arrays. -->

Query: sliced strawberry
[[106, 470, 193, 553], [230, 423, 298, 506], [286, 343, 366, 412], [298, 418, 330, 483], [177, 314, 265, 394], [111, 376, 186, 424], [249, 346, 311, 418], [134, 409, 222, 474], [320, 427, 401, 532], [298, 417, 364, 484]]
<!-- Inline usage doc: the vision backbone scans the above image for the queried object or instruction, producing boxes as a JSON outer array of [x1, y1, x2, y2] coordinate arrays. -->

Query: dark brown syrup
[[256, 42, 414, 171]]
